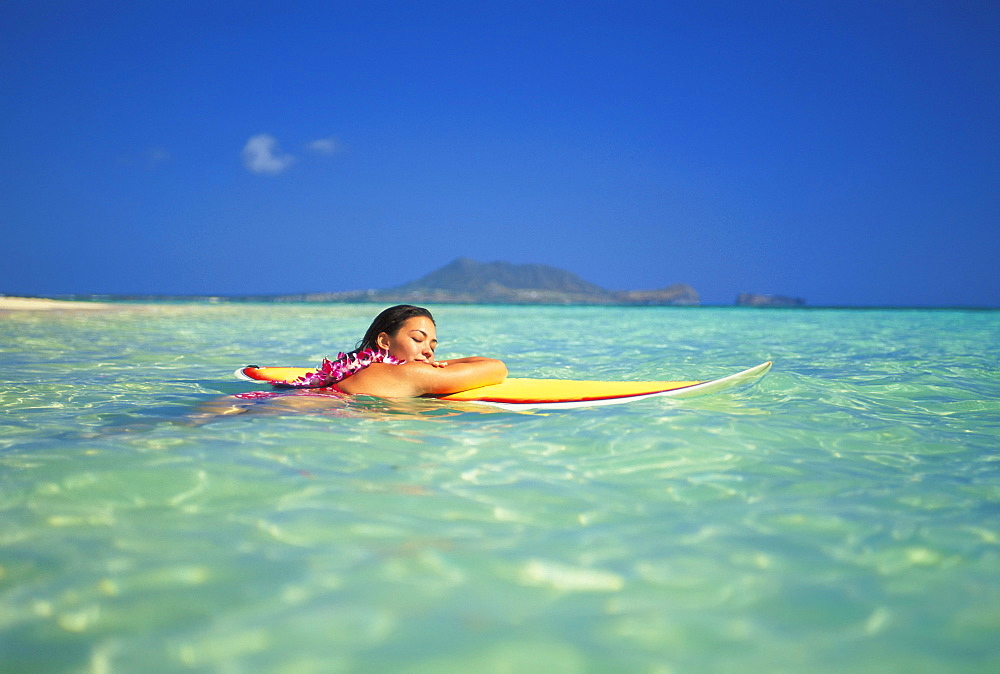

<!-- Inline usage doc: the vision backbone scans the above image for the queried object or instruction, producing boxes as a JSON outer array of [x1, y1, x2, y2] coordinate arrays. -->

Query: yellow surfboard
[[236, 362, 772, 410]]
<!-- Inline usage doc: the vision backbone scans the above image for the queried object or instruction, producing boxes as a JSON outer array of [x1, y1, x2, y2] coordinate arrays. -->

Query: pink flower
[[276, 348, 401, 389]]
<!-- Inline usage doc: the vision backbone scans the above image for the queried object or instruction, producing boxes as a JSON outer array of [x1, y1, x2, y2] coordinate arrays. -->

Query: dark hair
[[357, 305, 435, 352]]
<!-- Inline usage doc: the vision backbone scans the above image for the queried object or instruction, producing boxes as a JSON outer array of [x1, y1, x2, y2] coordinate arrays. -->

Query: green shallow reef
[[1, 304, 998, 672]]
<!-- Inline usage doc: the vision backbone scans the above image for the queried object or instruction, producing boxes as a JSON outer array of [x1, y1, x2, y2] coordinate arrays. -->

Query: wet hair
[[357, 305, 435, 352]]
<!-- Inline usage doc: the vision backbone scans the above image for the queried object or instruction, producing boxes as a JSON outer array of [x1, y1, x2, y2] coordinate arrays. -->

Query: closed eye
[[413, 336, 436, 353]]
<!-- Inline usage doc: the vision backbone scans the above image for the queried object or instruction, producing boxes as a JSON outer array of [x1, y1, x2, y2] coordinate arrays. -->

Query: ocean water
[[1, 303, 997, 673]]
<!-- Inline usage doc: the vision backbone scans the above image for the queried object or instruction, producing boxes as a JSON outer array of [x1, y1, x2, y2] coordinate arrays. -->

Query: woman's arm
[[429, 356, 497, 368], [338, 358, 507, 398]]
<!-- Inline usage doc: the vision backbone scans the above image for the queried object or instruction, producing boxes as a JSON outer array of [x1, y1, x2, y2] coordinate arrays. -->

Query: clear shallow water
[[1, 303, 997, 672]]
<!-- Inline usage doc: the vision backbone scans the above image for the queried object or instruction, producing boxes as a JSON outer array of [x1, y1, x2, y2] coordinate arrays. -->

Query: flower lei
[[275, 348, 401, 388]]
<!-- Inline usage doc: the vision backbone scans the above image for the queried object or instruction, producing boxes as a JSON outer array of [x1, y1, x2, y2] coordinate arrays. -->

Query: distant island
[[271, 258, 701, 306], [14, 258, 806, 307], [736, 293, 806, 308]]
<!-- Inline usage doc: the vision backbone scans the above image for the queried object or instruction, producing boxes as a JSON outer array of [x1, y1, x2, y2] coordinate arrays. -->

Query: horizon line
[[4, 293, 997, 311]]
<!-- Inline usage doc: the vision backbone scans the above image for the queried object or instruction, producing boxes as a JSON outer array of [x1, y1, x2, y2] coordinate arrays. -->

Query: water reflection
[[191, 388, 509, 422]]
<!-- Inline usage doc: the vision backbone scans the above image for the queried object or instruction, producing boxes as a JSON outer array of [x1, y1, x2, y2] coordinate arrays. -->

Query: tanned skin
[[336, 316, 507, 398]]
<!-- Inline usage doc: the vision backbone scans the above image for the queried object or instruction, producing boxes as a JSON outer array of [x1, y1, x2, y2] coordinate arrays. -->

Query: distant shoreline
[[0, 296, 115, 312]]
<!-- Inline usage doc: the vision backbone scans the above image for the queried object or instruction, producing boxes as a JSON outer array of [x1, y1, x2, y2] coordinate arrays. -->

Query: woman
[[300, 305, 507, 398]]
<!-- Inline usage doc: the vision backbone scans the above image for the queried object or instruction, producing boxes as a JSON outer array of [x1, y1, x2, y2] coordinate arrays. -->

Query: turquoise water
[[1, 303, 997, 672]]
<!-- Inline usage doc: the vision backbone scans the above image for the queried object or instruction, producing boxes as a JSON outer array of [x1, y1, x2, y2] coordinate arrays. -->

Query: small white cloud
[[116, 146, 171, 169], [146, 147, 171, 165], [306, 136, 341, 155], [242, 134, 295, 175]]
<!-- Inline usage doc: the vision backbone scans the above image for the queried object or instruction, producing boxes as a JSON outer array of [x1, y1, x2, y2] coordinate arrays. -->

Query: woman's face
[[377, 316, 437, 363]]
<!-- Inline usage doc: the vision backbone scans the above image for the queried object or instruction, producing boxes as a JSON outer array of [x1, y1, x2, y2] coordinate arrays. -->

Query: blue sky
[[2, 0, 998, 306]]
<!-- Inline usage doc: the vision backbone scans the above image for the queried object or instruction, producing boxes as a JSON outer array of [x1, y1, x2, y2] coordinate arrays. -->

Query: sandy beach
[[0, 296, 115, 312]]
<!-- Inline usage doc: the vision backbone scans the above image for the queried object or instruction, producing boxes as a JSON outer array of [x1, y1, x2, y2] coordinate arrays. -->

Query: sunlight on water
[[1, 304, 998, 672]]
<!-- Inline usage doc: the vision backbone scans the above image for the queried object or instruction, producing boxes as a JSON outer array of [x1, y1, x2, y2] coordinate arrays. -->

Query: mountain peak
[[394, 258, 607, 295]]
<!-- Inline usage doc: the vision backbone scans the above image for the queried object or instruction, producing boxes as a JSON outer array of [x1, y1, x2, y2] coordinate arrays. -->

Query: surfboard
[[235, 361, 772, 410]]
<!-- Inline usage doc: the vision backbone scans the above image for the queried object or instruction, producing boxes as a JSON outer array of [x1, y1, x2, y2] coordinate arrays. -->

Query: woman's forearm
[[436, 356, 498, 365], [418, 358, 507, 394]]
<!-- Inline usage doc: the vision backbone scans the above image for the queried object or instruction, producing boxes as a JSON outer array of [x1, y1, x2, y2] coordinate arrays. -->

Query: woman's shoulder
[[336, 361, 419, 397]]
